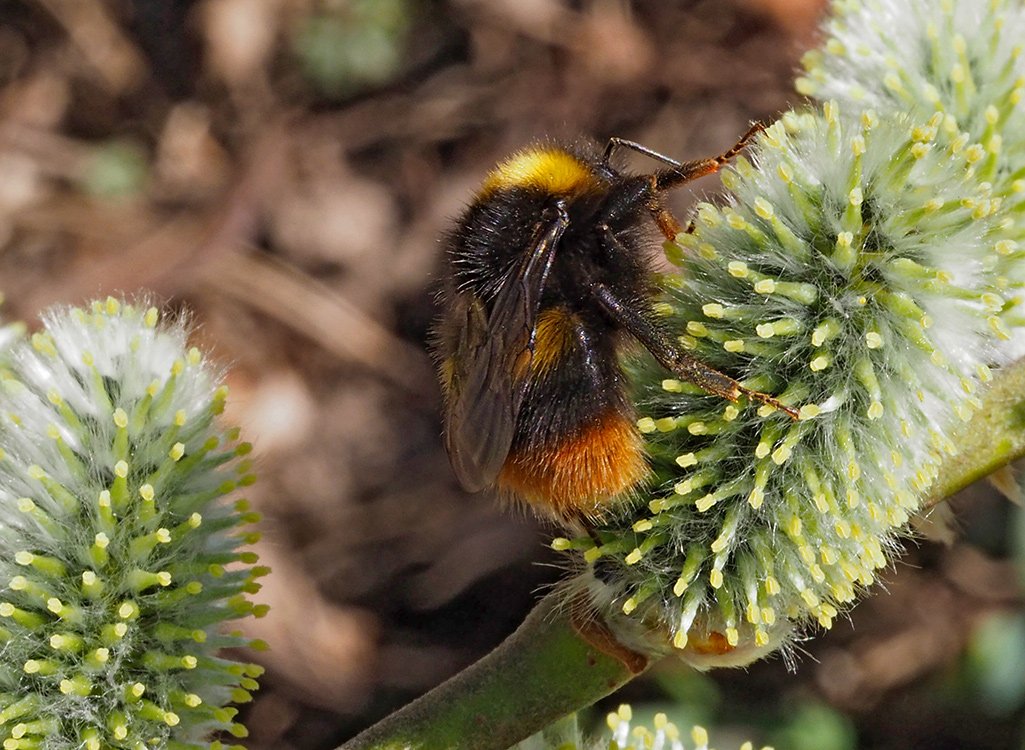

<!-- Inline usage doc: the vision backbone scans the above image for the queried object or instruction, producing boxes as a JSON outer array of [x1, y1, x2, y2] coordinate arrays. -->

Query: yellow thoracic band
[[479, 147, 597, 197]]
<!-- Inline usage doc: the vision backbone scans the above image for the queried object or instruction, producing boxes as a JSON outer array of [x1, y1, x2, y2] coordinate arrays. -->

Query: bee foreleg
[[652, 121, 768, 193]]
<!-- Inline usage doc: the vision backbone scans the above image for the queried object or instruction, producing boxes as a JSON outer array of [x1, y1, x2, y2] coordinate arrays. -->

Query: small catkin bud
[[565, 706, 770, 750]]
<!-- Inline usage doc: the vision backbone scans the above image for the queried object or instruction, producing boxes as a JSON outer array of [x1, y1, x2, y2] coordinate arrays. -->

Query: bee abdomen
[[497, 409, 648, 521]]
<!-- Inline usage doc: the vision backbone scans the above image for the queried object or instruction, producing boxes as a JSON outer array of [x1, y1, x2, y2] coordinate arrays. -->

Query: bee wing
[[444, 203, 570, 491], [443, 297, 525, 492]]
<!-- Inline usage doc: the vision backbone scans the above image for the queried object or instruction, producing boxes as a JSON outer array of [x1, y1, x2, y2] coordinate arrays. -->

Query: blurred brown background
[[1, 1, 1023, 748]]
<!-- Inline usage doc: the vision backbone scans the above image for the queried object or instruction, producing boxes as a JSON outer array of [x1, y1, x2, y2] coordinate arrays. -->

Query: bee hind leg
[[590, 279, 798, 420]]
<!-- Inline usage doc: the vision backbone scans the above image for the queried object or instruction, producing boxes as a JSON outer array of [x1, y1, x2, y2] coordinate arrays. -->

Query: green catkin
[[0, 299, 265, 748], [799, 0, 1025, 353], [559, 106, 1004, 667]]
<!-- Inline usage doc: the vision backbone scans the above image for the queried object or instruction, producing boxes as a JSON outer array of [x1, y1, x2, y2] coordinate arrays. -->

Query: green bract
[[557, 104, 1006, 666], [0, 299, 265, 749]]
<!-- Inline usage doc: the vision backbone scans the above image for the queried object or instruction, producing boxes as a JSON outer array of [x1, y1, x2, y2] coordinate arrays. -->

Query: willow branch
[[337, 593, 649, 750], [924, 355, 1025, 506]]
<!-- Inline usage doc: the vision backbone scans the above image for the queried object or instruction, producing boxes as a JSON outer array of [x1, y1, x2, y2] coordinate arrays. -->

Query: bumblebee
[[433, 125, 795, 525]]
